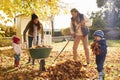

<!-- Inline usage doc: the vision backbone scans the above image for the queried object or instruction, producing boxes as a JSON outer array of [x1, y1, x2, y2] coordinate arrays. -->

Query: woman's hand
[[80, 20, 85, 26], [23, 39, 26, 43], [41, 39, 44, 44], [71, 33, 76, 38]]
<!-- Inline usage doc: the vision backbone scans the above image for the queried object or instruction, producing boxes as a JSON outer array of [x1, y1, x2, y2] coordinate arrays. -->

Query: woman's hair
[[31, 14, 38, 21], [71, 8, 84, 24], [71, 8, 78, 13], [29, 20, 41, 31]]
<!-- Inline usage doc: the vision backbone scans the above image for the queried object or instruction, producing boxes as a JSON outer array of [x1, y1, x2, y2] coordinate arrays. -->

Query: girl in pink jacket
[[12, 36, 22, 67]]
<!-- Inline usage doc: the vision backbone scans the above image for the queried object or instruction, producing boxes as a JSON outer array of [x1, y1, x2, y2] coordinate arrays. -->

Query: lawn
[[0, 40, 120, 80]]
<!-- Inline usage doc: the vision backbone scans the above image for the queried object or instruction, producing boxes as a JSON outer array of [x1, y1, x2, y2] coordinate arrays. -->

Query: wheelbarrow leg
[[40, 59, 46, 71], [26, 57, 35, 65], [32, 59, 35, 65]]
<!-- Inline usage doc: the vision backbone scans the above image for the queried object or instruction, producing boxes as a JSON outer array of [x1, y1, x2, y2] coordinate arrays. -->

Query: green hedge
[[0, 37, 12, 47], [54, 31, 62, 36]]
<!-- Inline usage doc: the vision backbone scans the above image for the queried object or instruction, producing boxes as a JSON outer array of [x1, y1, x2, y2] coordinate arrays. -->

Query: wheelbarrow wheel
[[40, 59, 46, 71]]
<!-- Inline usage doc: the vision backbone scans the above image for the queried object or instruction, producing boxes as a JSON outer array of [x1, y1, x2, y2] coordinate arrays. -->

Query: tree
[[96, 0, 120, 28], [0, 0, 61, 19], [61, 27, 70, 36], [0, 0, 68, 36], [96, 0, 107, 8], [90, 11, 107, 30]]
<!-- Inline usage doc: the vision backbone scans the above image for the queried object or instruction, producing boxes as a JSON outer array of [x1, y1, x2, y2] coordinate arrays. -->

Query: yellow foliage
[[0, 0, 63, 20], [61, 27, 71, 36]]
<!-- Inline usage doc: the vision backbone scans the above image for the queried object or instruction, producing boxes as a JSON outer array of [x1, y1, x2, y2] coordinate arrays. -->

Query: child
[[12, 36, 22, 67], [91, 30, 107, 80]]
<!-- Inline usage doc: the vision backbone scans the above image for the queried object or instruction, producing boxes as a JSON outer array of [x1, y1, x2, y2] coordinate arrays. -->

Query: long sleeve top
[[13, 43, 22, 54]]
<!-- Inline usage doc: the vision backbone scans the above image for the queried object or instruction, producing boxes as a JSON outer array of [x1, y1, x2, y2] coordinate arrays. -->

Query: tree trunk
[[51, 19, 54, 37]]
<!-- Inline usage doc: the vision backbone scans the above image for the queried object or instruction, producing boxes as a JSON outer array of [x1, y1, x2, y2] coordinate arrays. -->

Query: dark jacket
[[97, 38, 107, 55]]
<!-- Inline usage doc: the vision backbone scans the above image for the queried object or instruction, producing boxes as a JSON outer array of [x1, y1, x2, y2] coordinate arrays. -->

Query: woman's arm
[[23, 22, 30, 42]]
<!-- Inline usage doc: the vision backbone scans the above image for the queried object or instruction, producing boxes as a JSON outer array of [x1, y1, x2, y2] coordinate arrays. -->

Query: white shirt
[[33, 25, 38, 45], [13, 43, 22, 54]]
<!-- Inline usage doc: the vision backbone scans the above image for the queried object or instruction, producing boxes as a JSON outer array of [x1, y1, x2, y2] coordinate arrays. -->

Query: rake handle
[[53, 37, 72, 62]]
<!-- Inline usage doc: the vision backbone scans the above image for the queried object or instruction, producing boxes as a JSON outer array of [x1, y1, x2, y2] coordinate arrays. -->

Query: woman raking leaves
[[70, 8, 92, 64]]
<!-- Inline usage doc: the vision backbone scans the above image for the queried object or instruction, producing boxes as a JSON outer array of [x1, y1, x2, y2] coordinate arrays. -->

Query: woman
[[70, 8, 91, 64], [23, 13, 44, 65]]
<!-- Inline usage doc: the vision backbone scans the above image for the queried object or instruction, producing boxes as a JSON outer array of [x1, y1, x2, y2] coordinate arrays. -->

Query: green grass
[[107, 40, 120, 47], [0, 37, 12, 47]]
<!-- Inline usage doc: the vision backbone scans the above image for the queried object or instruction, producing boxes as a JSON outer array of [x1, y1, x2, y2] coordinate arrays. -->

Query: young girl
[[13, 36, 22, 67], [91, 30, 107, 80]]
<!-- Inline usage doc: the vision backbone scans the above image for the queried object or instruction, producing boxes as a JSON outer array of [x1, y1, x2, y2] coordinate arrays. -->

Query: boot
[[14, 60, 17, 67], [14, 61, 19, 67], [40, 59, 46, 71], [16, 61, 19, 67], [99, 71, 104, 80]]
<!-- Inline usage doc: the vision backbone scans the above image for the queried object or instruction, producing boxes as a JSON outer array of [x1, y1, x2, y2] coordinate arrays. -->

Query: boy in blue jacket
[[91, 30, 107, 80]]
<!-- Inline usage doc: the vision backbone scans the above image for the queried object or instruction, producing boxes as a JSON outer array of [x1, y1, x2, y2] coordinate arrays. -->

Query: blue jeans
[[28, 36, 39, 48], [96, 53, 106, 72], [14, 54, 20, 61]]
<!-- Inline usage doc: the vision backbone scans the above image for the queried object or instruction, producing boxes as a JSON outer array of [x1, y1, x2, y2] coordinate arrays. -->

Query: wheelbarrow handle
[[53, 37, 72, 62]]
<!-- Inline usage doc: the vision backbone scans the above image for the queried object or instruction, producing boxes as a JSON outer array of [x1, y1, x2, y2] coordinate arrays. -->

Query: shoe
[[87, 61, 90, 65], [16, 61, 19, 67], [99, 71, 104, 80], [14, 60, 17, 67], [73, 56, 78, 61], [14, 61, 19, 67]]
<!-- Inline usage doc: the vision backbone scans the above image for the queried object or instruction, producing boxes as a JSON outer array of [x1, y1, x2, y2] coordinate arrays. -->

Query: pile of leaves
[[0, 60, 87, 80], [46, 60, 83, 80], [0, 42, 120, 80], [32, 45, 52, 49]]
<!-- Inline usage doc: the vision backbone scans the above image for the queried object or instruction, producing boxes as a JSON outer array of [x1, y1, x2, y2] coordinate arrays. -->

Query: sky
[[54, 0, 100, 29]]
